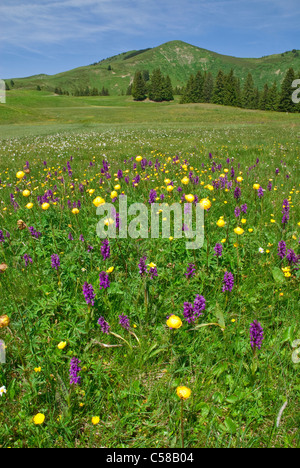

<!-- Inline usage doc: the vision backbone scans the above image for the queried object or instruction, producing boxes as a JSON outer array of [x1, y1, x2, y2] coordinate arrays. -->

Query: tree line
[[54, 86, 110, 96], [179, 67, 300, 112], [130, 68, 174, 102]]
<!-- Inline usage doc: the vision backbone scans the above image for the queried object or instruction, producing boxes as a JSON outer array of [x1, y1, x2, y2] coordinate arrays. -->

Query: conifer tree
[[132, 71, 147, 101], [242, 73, 256, 109], [212, 70, 225, 105], [266, 81, 278, 111], [278, 67, 296, 112], [259, 83, 269, 110], [149, 68, 164, 102], [161, 75, 174, 101], [202, 72, 214, 103]]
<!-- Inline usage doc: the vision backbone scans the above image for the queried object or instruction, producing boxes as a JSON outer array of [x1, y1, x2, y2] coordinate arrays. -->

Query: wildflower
[[277, 241, 287, 260], [199, 198, 211, 210], [69, 357, 81, 385], [51, 254, 60, 270], [82, 282, 96, 306], [214, 243, 223, 257], [101, 239, 110, 260], [41, 203, 50, 210], [234, 186, 241, 200], [282, 199, 290, 225], [234, 227, 244, 235], [98, 316, 110, 334], [149, 266, 158, 279], [16, 171, 25, 179], [176, 386, 191, 400], [257, 187, 264, 198], [26, 202, 34, 209], [0, 315, 10, 328], [72, 208, 79, 214], [92, 417, 100, 425], [241, 203, 248, 214], [34, 367, 42, 373], [193, 294, 206, 319], [185, 263, 196, 279], [23, 254, 33, 267], [166, 315, 182, 329], [222, 271, 234, 292], [99, 271, 110, 289], [286, 249, 299, 265], [167, 185, 174, 192], [253, 183, 260, 190], [259, 248, 264, 254], [185, 194, 195, 203], [250, 320, 264, 350], [138, 256, 147, 277], [119, 314, 130, 330], [57, 341, 67, 350], [148, 189, 157, 204], [216, 218, 226, 227], [110, 190, 118, 199], [93, 196, 105, 207], [33, 413, 45, 425], [22, 190, 31, 197]]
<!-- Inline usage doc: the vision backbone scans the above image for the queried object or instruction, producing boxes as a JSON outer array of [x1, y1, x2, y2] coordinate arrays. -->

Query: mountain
[[10, 40, 300, 95]]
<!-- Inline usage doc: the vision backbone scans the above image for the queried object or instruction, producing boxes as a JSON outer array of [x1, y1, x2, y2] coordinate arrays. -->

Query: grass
[[0, 93, 299, 448]]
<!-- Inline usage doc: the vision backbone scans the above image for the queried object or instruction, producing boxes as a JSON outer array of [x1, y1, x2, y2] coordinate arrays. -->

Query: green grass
[[0, 95, 299, 448]]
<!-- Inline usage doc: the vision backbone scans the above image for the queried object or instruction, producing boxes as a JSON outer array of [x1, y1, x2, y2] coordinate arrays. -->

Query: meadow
[[0, 92, 299, 448]]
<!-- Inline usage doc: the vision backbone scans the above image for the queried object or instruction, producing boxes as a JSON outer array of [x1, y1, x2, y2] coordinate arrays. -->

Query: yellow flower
[[110, 191, 118, 199], [234, 227, 244, 235], [33, 413, 45, 425], [104, 218, 114, 226], [0, 315, 10, 328], [253, 183, 260, 190], [93, 196, 105, 207], [41, 203, 50, 210], [166, 315, 182, 329], [181, 176, 189, 185], [91, 417, 100, 425], [136, 156, 143, 162], [185, 194, 195, 203], [241, 218, 247, 224], [216, 219, 226, 227], [72, 208, 79, 215], [57, 341, 67, 350], [248, 228, 254, 233], [169, 236, 174, 241], [88, 189, 95, 195], [166, 185, 174, 192], [26, 202, 34, 209], [199, 198, 211, 210], [164, 178, 171, 185], [34, 367, 42, 373], [176, 386, 191, 400], [22, 190, 31, 197], [236, 176, 243, 183], [106, 266, 114, 274], [16, 171, 25, 179], [221, 238, 226, 243], [148, 262, 157, 268]]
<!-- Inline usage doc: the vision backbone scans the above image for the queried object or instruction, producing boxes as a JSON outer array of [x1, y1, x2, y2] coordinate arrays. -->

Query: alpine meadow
[[0, 37, 299, 450]]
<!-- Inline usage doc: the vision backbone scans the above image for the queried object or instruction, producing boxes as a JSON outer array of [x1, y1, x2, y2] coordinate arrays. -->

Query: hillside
[[9, 40, 300, 95]]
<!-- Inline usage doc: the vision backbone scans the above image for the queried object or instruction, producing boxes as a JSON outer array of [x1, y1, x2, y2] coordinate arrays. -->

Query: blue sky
[[0, 0, 299, 79]]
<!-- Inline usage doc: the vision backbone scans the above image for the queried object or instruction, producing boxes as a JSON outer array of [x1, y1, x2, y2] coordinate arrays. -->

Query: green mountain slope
[[10, 40, 300, 95]]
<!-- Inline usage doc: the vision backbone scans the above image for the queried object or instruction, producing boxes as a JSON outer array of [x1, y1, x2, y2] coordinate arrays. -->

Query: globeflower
[[185, 194, 195, 203], [16, 171, 25, 179], [93, 196, 105, 207], [33, 413, 45, 425], [176, 386, 191, 400], [216, 218, 226, 227], [253, 183, 260, 190], [166, 315, 183, 329], [234, 227, 244, 235], [41, 203, 50, 210], [22, 190, 31, 197], [57, 341, 67, 350], [199, 198, 211, 210]]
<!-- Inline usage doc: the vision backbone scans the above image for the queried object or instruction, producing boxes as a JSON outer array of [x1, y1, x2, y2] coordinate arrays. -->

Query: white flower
[[0, 386, 7, 397], [259, 248, 264, 254]]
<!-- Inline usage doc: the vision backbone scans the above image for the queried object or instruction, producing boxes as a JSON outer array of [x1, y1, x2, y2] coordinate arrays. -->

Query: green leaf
[[224, 416, 237, 434], [215, 302, 226, 329], [272, 267, 285, 284], [281, 326, 294, 344]]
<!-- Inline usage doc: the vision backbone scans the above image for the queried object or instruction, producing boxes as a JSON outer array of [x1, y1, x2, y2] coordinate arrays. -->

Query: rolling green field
[[0, 91, 299, 448]]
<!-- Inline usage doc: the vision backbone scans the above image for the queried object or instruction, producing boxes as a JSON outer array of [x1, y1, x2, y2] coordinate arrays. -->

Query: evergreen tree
[[223, 69, 239, 107], [212, 70, 225, 105], [202, 72, 214, 103], [126, 83, 133, 95], [180, 74, 196, 103], [258, 83, 269, 110], [148, 68, 164, 102], [266, 81, 278, 111], [242, 73, 256, 109], [278, 67, 296, 112], [194, 71, 204, 102], [132, 71, 147, 101], [161, 75, 174, 101]]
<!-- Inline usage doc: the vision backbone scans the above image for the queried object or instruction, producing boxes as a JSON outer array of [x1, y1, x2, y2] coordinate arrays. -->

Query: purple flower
[[222, 271, 234, 292], [250, 320, 264, 350], [234, 186, 241, 200], [68, 232, 74, 241], [183, 302, 195, 324], [29, 226, 42, 239], [98, 316, 110, 334], [99, 271, 110, 290], [149, 266, 158, 280], [101, 239, 110, 260], [23, 254, 33, 267], [234, 206, 241, 218], [83, 282, 96, 306], [69, 357, 81, 385], [257, 187, 264, 199], [148, 189, 157, 204], [51, 254, 60, 270], [185, 263, 196, 279], [241, 204, 248, 214], [282, 199, 290, 225], [138, 256, 147, 277], [0, 231, 4, 243], [214, 243, 223, 257], [286, 249, 299, 265], [119, 314, 130, 330], [193, 295, 206, 319], [277, 241, 287, 260], [79, 234, 85, 242]]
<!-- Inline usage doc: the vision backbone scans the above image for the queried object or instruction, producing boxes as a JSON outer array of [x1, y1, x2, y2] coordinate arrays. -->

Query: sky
[[0, 0, 300, 79]]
